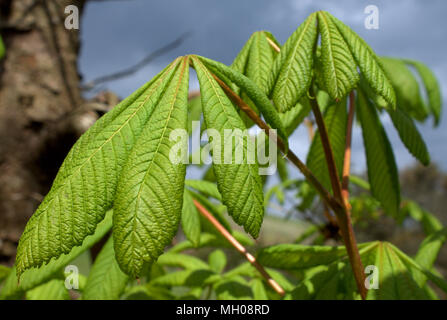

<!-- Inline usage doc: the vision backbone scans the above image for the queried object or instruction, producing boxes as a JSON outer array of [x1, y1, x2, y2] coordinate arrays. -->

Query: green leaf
[[168, 232, 254, 253], [82, 237, 129, 300], [329, 13, 396, 108], [157, 253, 209, 270], [181, 189, 201, 247], [357, 91, 400, 218], [0, 35, 5, 59], [194, 55, 289, 150], [1, 211, 112, 300], [317, 11, 359, 101], [26, 279, 70, 300], [208, 249, 227, 273], [214, 277, 253, 300], [0, 265, 10, 283], [404, 59, 442, 125], [185, 179, 222, 201], [151, 269, 215, 287], [190, 191, 232, 233], [251, 279, 268, 300], [113, 57, 190, 277], [192, 57, 265, 238], [268, 13, 318, 112], [306, 98, 347, 192], [414, 228, 447, 277], [380, 57, 428, 120], [187, 95, 202, 134], [15, 58, 182, 278], [257, 242, 363, 270], [387, 107, 430, 165], [279, 100, 312, 136]]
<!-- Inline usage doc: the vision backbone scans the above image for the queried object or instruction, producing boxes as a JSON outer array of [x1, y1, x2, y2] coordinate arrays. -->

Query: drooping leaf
[[329, 13, 396, 108], [82, 237, 129, 300], [194, 55, 289, 150], [26, 279, 70, 300], [192, 57, 264, 238], [268, 13, 318, 112], [279, 99, 312, 136], [357, 91, 400, 218], [113, 57, 190, 277], [306, 98, 347, 192], [387, 107, 430, 165], [380, 57, 428, 120], [317, 11, 359, 101], [15, 59, 182, 278], [181, 189, 201, 247], [404, 59, 442, 125], [1, 212, 112, 300]]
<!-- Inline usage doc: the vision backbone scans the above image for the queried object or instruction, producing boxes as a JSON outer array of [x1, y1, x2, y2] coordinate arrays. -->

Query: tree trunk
[[0, 0, 85, 265]]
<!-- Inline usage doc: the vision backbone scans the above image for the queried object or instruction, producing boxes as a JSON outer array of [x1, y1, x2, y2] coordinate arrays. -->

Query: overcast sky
[[78, 0, 447, 173]]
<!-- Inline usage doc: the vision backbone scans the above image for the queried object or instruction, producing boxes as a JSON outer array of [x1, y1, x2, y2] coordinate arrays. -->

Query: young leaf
[[251, 279, 269, 300], [181, 189, 201, 247], [306, 98, 347, 192], [268, 13, 318, 112], [387, 107, 430, 165], [82, 237, 129, 300], [380, 57, 428, 120], [15, 59, 182, 278], [404, 59, 442, 125], [194, 55, 289, 149], [113, 57, 190, 277], [208, 249, 227, 273], [157, 253, 210, 270], [0, 211, 112, 300], [192, 57, 264, 238], [357, 92, 400, 218], [26, 279, 70, 300], [257, 243, 350, 270], [317, 11, 359, 101], [329, 13, 396, 108], [185, 179, 222, 201]]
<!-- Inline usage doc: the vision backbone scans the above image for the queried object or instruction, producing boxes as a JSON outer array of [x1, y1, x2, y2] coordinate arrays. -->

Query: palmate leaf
[[15, 59, 182, 278], [328, 13, 396, 108], [317, 11, 359, 101], [306, 98, 347, 192], [268, 13, 318, 112], [357, 91, 400, 218], [404, 59, 442, 125], [82, 237, 129, 300], [191, 56, 264, 238], [113, 57, 190, 277]]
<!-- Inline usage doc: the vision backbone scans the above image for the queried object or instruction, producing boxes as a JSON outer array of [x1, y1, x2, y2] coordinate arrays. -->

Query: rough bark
[[0, 0, 87, 265]]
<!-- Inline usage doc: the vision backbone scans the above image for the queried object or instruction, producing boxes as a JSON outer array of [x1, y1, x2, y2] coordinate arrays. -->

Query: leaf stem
[[342, 91, 356, 206], [193, 199, 285, 297], [308, 88, 366, 299]]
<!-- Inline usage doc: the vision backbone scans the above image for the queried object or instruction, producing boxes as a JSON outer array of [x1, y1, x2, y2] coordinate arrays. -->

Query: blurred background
[[0, 0, 446, 279]]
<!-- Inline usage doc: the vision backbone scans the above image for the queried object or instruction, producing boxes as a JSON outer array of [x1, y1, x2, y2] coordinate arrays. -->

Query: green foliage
[[357, 91, 400, 218], [0, 35, 5, 59], [82, 237, 129, 300], [7, 10, 444, 301], [113, 57, 190, 277]]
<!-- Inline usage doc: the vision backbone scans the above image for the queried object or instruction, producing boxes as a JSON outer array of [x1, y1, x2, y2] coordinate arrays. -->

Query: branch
[[193, 199, 285, 297], [342, 91, 356, 206], [82, 32, 191, 90], [210, 72, 367, 299]]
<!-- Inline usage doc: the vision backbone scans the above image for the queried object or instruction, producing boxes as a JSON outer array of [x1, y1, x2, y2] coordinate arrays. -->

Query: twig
[[193, 199, 285, 297], [210, 72, 367, 300], [82, 32, 191, 90], [342, 91, 356, 206]]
